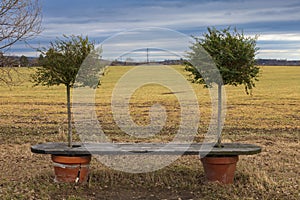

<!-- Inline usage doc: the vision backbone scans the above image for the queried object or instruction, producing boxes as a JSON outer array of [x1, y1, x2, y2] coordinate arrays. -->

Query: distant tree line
[[1, 55, 300, 68], [110, 59, 185, 66], [101, 58, 300, 66], [0, 54, 41, 67], [256, 59, 300, 66]]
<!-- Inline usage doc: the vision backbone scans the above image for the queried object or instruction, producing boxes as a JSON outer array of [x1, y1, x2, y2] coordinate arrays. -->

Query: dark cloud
[[8, 0, 300, 59]]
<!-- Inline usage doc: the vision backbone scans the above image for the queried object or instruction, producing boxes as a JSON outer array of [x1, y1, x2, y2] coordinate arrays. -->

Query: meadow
[[0, 65, 299, 199]]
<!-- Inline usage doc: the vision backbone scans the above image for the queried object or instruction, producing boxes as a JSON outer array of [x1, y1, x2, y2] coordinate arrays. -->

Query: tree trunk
[[66, 85, 72, 147], [217, 83, 222, 146]]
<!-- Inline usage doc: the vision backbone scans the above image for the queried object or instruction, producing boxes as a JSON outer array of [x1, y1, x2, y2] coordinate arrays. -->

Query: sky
[[7, 0, 300, 60]]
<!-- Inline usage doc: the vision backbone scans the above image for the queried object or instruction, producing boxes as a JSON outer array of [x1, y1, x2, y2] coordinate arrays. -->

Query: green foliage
[[186, 27, 260, 94], [32, 35, 96, 88], [31, 35, 101, 146]]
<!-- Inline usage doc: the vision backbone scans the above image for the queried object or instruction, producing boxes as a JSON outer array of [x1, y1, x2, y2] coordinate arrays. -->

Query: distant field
[[0, 65, 299, 143], [0, 65, 299, 199]]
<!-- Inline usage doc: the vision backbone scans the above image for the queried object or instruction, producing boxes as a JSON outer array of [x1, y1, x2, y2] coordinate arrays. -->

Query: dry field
[[0, 65, 299, 199]]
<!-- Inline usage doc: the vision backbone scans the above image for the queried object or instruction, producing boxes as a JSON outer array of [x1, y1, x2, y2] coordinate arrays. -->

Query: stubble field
[[0, 65, 299, 199]]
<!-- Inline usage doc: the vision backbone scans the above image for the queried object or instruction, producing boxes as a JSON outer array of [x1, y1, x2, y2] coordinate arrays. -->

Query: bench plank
[[31, 142, 261, 156]]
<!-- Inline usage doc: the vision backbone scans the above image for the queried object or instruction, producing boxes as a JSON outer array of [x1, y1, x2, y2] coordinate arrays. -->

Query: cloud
[[41, 0, 300, 33], [8, 0, 300, 59], [99, 28, 193, 61], [259, 33, 300, 41]]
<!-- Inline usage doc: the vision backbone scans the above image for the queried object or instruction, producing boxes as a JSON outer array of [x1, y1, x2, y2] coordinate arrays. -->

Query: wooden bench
[[31, 142, 262, 184], [31, 142, 261, 156]]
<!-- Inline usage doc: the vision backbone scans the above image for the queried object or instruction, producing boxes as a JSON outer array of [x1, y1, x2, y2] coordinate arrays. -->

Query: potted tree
[[32, 35, 98, 183], [185, 27, 260, 184]]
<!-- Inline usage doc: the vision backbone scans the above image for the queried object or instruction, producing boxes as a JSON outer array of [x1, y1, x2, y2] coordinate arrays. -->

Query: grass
[[0, 65, 299, 199]]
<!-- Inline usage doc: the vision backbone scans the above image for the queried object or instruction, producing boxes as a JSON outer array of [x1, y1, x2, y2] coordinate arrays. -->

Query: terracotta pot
[[51, 155, 92, 183], [200, 155, 239, 184]]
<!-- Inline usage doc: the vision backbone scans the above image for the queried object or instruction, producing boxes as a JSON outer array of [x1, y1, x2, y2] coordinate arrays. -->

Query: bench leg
[[51, 155, 92, 183], [200, 155, 239, 184]]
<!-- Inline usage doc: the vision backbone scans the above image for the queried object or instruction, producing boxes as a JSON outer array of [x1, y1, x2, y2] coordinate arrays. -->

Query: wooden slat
[[31, 142, 261, 156]]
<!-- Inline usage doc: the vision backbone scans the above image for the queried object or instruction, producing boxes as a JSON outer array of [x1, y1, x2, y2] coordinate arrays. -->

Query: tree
[[38, 54, 44, 66], [0, 52, 4, 67], [32, 35, 99, 147], [0, 52, 22, 86], [0, 0, 42, 51], [186, 27, 259, 146], [20, 55, 29, 67], [0, 0, 42, 85]]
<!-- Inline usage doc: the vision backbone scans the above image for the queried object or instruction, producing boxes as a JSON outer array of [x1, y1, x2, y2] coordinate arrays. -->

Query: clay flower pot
[[51, 155, 92, 183], [200, 155, 239, 184]]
